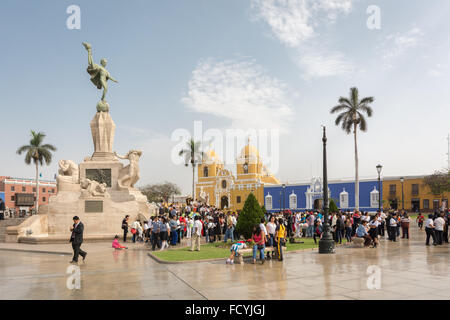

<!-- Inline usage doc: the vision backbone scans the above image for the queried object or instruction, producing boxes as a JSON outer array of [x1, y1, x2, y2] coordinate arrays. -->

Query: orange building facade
[[382, 175, 449, 212], [0, 176, 57, 211]]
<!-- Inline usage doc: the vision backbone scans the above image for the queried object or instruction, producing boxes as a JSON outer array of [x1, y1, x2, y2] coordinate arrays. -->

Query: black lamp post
[[376, 164, 382, 212], [400, 177, 404, 211], [319, 126, 335, 254]]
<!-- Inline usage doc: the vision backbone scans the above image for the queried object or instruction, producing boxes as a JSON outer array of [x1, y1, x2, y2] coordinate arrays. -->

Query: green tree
[[331, 87, 374, 211], [423, 170, 450, 198], [236, 193, 264, 239], [261, 205, 267, 219], [140, 182, 181, 203], [178, 139, 205, 200], [16, 131, 57, 212], [329, 198, 339, 213]]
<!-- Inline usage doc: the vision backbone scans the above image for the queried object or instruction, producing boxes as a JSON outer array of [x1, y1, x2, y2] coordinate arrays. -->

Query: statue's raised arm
[[114, 151, 127, 160], [82, 42, 118, 112]]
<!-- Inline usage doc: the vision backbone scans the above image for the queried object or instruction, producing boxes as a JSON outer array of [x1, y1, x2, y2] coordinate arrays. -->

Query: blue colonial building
[[263, 177, 381, 213]]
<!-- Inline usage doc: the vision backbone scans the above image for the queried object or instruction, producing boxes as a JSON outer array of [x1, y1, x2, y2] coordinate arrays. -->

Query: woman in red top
[[252, 225, 266, 265]]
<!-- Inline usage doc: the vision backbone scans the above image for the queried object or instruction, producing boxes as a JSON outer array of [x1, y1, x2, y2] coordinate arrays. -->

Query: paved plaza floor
[[0, 226, 449, 300]]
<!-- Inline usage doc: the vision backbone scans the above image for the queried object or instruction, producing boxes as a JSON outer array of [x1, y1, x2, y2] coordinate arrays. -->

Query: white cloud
[[251, 0, 354, 78], [383, 28, 424, 62], [297, 51, 354, 78], [181, 58, 294, 133], [251, 0, 314, 47], [251, 0, 353, 47]]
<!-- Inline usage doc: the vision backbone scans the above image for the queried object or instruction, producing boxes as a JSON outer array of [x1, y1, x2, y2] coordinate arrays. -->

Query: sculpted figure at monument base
[[115, 150, 142, 189], [80, 178, 110, 198]]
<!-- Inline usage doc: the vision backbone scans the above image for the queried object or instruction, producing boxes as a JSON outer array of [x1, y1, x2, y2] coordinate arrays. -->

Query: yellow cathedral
[[195, 143, 280, 211]]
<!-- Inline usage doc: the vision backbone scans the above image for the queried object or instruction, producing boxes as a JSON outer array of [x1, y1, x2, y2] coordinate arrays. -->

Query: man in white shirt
[[190, 215, 203, 251], [434, 213, 445, 245], [389, 214, 398, 242], [425, 214, 436, 246]]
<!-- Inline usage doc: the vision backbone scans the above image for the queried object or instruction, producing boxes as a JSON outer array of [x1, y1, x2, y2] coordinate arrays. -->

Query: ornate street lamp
[[400, 177, 405, 210], [376, 164, 382, 212], [319, 126, 335, 254]]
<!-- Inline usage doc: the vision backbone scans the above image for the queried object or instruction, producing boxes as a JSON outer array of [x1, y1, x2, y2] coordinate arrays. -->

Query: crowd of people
[[115, 200, 450, 261]]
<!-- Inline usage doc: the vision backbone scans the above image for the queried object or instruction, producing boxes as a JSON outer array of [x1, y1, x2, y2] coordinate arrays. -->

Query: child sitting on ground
[[226, 241, 247, 264], [112, 235, 128, 250]]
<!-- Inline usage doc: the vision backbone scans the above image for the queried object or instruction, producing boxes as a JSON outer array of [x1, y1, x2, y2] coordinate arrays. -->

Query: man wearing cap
[[69, 216, 87, 264]]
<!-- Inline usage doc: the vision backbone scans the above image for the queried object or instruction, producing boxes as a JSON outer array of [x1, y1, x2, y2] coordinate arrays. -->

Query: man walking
[[69, 216, 87, 264]]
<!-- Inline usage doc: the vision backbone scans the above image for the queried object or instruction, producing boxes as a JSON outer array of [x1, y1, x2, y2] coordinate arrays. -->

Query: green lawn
[[152, 238, 319, 262]]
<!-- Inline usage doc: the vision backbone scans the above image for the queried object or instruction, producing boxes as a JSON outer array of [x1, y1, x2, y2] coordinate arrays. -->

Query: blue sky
[[1, 0, 449, 194]]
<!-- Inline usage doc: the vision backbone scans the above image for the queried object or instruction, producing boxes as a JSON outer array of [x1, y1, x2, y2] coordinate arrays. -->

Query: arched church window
[[340, 189, 349, 209], [289, 191, 297, 209], [222, 180, 227, 189], [265, 193, 273, 210], [203, 166, 208, 177], [243, 163, 249, 174], [370, 186, 379, 208]]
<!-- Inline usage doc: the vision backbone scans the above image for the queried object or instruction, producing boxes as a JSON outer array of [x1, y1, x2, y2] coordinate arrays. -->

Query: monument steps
[[0, 218, 27, 242]]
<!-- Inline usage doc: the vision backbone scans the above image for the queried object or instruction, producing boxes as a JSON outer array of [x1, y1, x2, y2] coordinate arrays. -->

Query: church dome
[[205, 149, 221, 163], [240, 144, 260, 159]]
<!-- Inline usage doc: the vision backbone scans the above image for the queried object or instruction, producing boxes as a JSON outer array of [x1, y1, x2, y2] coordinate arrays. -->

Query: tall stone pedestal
[[90, 111, 116, 161]]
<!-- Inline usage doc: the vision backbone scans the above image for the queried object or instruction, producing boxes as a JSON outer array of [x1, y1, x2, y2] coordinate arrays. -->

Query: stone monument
[[6, 43, 156, 243]]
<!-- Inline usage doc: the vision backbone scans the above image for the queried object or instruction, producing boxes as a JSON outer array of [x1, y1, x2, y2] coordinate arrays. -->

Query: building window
[[22, 186, 26, 192], [243, 163, 248, 174], [412, 184, 419, 196], [265, 193, 273, 210], [11, 195, 15, 201], [11, 186, 15, 191], [433, 199, 440, 210], [43, 197, 46, 202], [423, 199, 429, 209], [33, 187, 36, 192], [370, 187, 379, 208], [42, 188, 46, 193], [203, 166, 208, 177], [237, 196, 241, 203], [389, 184, 396, 197], [289, 192, 297, 209], [340, 189, 349, 209]]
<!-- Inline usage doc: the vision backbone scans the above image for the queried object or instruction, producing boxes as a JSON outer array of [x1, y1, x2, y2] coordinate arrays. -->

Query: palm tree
[[330, 87, 374, 211], [16, 131, 57, 212], [178, 139, 205, 201]]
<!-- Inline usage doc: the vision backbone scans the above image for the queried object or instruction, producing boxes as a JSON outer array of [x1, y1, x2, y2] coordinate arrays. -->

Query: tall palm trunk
[[191, 159, 195, 201], [35, 161, 39, 212], [353, 123, 359, 211]]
